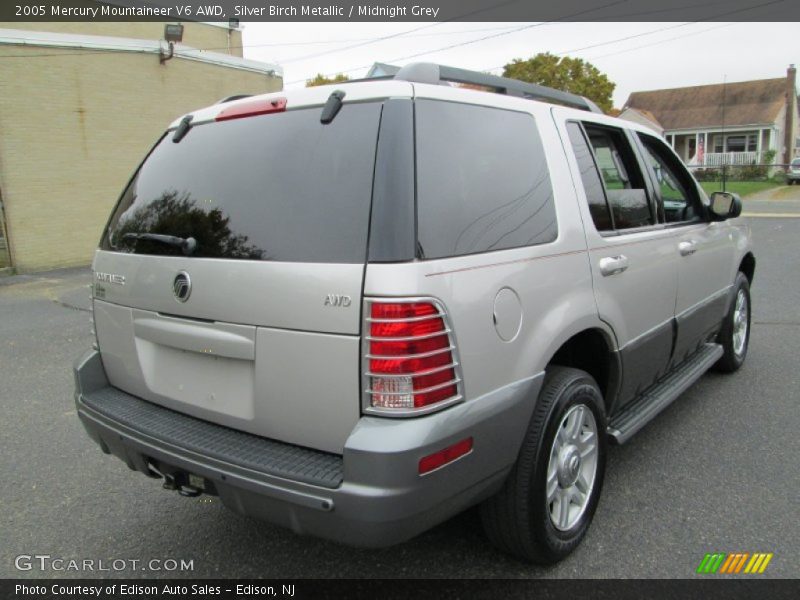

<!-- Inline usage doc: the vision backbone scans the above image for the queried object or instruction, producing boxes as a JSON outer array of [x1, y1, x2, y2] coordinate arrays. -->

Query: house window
[[726, 135, 746, 153], [712, 133, 758, 153]]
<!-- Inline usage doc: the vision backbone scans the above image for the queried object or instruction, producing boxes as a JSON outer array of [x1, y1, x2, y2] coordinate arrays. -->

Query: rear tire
[[714, 272, 751, 373], [480, 366, 607, 563]]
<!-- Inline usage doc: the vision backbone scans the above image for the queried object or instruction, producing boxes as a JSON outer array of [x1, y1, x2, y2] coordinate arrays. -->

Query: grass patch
[[699, 180, 784, 198]]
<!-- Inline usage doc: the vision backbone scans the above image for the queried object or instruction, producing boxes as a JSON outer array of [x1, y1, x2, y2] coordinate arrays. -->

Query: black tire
[[714, 272, 751, 373], [480, 366, 607, 564]]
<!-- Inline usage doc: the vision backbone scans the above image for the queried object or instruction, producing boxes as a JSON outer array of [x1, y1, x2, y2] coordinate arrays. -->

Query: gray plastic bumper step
[[608, 343, 723, 444], [80, 386, 344, 489]]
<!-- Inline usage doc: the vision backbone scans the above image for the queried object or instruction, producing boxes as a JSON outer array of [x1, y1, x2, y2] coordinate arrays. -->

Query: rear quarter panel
[[364, 88, 615, 408]]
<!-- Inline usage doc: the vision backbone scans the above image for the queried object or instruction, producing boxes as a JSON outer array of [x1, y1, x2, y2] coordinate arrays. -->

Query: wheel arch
[[545, 326, 621, 416], [739, 252, 755, 285]]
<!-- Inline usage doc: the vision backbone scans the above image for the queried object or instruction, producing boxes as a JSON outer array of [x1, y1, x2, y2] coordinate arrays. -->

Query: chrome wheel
[[732, 289, 749, 357], [546, 404, 598, 531]]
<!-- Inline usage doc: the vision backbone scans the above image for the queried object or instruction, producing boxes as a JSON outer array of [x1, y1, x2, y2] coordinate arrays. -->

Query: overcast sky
[[240, 22, 798, 107]]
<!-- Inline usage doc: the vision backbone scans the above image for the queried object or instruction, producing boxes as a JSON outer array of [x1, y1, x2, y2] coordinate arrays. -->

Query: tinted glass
[[584, 125, 653, 230], [638, 133, 702, 223], [566, 122, 613, 231], [415, 100, 556, 259], [102, 103, 382, 263]]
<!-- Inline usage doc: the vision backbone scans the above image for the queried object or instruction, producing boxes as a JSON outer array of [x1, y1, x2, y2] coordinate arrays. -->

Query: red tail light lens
[[216, 97, 287, 122], [366, 300, 461, 413]]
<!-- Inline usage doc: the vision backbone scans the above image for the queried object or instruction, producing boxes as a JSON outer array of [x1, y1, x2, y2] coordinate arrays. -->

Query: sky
[[240, 22, 798, 107]]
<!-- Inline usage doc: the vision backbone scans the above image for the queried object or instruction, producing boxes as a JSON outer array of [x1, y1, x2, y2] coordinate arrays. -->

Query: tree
[[502, 53, 616, 114], [305, 73, 350, 87]]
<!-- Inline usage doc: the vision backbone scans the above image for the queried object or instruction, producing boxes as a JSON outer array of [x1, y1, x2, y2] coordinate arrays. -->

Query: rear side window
[[415, 100, 556, 259], [102, 103, 382, 263], [566, 122, 613, 231]]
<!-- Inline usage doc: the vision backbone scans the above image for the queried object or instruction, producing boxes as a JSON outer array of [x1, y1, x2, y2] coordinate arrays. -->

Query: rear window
[[102, 103, 382, 263], [415, 100, 556, 259]]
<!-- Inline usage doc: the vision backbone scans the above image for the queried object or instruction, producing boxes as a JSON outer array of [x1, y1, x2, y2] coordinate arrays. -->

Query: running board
[[607, 343, 723, 444]]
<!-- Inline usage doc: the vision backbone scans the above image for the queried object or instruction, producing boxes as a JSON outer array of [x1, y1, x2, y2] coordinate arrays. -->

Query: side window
[[566, 122, 613, 231], [415, 100, 557, 259], [583, 124, 654, 230], [638, 133, 702, 224]]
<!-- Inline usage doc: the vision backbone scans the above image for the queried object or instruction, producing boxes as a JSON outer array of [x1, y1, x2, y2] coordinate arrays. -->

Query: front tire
[[480, 366, 607, 563], [714, 272, 751, 372]]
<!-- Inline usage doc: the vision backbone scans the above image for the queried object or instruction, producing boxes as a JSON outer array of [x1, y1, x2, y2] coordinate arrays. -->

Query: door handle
[[599, 255, 629, 277], [679, 240, 697, 256]]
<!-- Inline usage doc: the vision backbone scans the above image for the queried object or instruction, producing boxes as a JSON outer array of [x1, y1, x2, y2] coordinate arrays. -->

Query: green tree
[[305, 73, 350, 87], [502, 53, 616, 114]]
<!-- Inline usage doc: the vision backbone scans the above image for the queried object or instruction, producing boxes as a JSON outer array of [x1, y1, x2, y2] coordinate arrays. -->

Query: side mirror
[[709, 191, 742, 220]]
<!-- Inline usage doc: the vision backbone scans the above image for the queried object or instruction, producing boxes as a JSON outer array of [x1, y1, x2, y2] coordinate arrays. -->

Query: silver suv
[[75, 63, 755, 563]]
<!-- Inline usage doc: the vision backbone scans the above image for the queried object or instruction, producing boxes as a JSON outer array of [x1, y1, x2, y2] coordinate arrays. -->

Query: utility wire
[[0, 26, 524, 59], [276, 0, 529, 64], [284, 0, 629, 84], [587, 22, 740, 60], [0, 0, 785, 69], [0, 25, 518, 59], [481, 21, 696, 73], [284, 0, 781, 84], [584, 0, 786, 59], [0, 0, 527, 60], [482, 0, 783, 73]]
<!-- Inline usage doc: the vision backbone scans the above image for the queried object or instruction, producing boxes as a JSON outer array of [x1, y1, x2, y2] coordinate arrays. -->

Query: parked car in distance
[[74, 63, 755, 564], [788, 158, 800, 184]]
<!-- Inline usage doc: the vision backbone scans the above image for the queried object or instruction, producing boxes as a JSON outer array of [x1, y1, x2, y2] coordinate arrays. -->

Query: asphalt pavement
[[1, 213, 798, 579]]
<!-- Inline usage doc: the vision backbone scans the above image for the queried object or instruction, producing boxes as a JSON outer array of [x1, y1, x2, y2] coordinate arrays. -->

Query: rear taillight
[[364, 299, 462, 415]]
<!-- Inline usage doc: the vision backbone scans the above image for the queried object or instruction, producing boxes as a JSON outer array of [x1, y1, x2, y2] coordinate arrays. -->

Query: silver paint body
[[79, 81, 752, 544]]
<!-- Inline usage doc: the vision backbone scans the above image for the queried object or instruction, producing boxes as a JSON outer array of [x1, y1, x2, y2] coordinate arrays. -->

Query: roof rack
[[370, 62, 602, 114]]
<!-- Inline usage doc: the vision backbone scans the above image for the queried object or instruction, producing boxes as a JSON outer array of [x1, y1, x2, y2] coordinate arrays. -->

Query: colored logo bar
[[696, 552, 773, 574]]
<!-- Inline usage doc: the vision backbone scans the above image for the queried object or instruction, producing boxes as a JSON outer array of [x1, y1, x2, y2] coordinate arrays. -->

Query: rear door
[[636, 132, 734, 363], [559, 116, 679, 411], [92, 94, 387, 453]]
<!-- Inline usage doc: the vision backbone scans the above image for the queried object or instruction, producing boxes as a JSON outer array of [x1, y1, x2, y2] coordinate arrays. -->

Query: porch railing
[[701, 151, 765, 166]]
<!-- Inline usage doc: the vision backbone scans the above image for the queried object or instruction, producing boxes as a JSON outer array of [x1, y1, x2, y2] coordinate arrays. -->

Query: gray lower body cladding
[[74, 350, 542, 547]]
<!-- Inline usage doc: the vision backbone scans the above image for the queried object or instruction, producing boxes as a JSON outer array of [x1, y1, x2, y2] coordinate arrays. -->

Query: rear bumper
[[74, 350, 541, 547]]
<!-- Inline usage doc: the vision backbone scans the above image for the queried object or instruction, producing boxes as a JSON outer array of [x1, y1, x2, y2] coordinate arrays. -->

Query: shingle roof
[[624, 78, 787, 130], [631, 108, 662, 128]]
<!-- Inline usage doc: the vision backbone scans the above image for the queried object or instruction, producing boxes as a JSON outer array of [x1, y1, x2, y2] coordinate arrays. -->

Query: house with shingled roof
[[621, 65, 798, 167]]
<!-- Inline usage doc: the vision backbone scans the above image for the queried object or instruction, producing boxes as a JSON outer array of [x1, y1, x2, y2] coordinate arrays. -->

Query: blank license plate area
[[135, 339, 255, 420]]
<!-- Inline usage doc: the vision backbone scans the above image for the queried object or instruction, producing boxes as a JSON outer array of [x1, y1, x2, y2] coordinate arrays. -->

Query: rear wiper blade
[[122, 232, 197, 256]]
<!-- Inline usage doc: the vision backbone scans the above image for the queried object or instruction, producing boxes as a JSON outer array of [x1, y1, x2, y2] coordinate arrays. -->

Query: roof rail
[[217, 94, 253, 104], [388, 62, 603, 114]]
